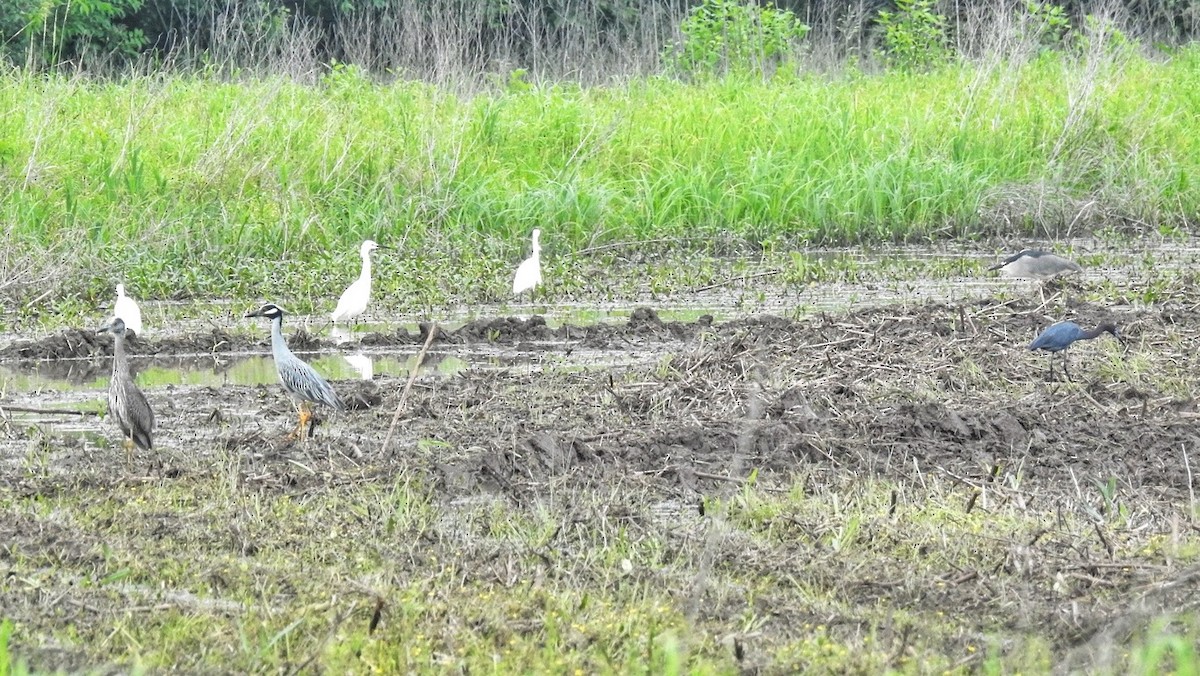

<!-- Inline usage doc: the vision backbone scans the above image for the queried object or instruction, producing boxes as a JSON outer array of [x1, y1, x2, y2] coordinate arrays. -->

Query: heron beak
[[96, 322, 113, 334], [986, 262, 1003, 271], [244, 309, 262, 318]]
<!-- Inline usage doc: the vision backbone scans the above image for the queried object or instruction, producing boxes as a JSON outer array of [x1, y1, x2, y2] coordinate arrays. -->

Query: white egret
[[114, 284, 143, 338], [512, 228, 542, 296], [332, 240, 384, 324]]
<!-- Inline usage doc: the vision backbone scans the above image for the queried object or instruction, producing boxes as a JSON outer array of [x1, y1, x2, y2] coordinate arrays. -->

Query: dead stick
[[381, 323, 438, 458], [691, 269, 781, 293], [0, 405, 99, 417], [575, 236, 698, 256], [288, 600, 358, 676]]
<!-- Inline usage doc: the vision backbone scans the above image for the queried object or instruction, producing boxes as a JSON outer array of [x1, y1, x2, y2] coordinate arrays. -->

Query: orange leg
[[289, 403, 312, 440]]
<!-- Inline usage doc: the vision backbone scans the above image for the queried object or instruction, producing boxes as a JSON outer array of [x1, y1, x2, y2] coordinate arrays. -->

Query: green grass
[[3, 469, 1198, 673], [2, 46, 1199, 315]]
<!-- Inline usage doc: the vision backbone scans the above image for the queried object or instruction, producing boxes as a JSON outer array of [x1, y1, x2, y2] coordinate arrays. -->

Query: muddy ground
[[2, 293, 1200, 671]]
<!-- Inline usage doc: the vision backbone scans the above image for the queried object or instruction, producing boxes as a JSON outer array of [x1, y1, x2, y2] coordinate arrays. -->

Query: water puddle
[[5, 238, 1196, 403], [0, 346, 650, 398]]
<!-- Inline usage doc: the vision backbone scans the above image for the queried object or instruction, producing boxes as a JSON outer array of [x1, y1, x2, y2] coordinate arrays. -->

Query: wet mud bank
[[3, 295, 1198, 670], [0, 307, 712, 361], [4, 298, 1192, 499]]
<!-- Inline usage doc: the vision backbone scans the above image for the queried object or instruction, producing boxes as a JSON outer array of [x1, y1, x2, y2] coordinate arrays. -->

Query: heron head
[[1098, 322, 1121, 340], [245, 303, 285, 320], [98, 316, 127, 337], [360, 240, 384, 256]]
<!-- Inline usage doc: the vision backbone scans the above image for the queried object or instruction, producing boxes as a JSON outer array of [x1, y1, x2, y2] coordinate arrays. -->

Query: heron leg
[[1063, 352, 1072, 382], [123, 437, 134, 466], [291, 403, 312, 441]]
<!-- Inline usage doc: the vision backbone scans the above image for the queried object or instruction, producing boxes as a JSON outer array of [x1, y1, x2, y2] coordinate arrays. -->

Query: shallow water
[[0, 345, 652, 399], [3, 238, 1195, 406]]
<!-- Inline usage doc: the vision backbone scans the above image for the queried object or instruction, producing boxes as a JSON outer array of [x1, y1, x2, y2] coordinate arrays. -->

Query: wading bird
[[989, 249, 1082, 279], [114, 284, 143, 338], [246, 302, 345, 438], [331, 240, 386, 325], [98, 317, 154, 462], [512, 228, 542, 296], [1029, 320, 1121, 381]]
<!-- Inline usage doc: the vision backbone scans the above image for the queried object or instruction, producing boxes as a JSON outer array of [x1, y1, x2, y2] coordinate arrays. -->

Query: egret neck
[[358, 247, 373, 298]]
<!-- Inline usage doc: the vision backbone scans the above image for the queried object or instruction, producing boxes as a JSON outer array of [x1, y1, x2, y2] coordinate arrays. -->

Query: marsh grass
[[3, 466, 1198, 673], [2, 43, 1199, 314]]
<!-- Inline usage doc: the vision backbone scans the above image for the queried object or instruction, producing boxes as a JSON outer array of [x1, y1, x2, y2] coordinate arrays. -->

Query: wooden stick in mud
[[691, 269, 781, 293], [575, 236, 698, 256], [381, 322, 438, 458], [0, 405, 100, 417]]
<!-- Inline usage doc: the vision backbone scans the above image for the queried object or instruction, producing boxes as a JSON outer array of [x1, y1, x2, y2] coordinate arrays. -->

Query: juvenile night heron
[[512, 228, 542, 296], [331, 240, 387, 324], [989, 249, 1082, 279], [1029, 320, 1121, 381], [114, 284, 143, 338], [98, 317, 154, 460], [246, 302, 346, 438]]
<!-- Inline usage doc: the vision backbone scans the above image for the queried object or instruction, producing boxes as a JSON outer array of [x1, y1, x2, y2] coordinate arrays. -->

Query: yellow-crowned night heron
[[245, 302, 345, 438], [988, 249, 1082, 279], [97, 317, 154, 460]]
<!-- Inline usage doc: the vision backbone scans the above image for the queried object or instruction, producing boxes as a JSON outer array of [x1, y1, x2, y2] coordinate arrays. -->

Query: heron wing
[[1029, 322, 1079, 352], [280, 357, 346, 411], [113, 379, 155, 449]]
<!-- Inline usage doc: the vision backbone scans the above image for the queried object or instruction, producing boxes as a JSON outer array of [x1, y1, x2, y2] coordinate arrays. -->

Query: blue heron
[[98, 317, 154, 460], [1029, 320, 1120, 381], [332, 240, 387, 325], [989, 250, 1082, 279], [246, 302, 346, 438], [512, 228, 542, 296]]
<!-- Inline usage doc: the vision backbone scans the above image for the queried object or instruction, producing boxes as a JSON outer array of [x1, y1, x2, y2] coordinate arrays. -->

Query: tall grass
[[1, 42, 1198, 309]]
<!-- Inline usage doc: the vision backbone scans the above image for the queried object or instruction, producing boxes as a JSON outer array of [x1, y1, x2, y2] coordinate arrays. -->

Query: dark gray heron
[[97, 317, 154, 460], [245, 302, 346, 438], [1029, 320, 1121, 381]]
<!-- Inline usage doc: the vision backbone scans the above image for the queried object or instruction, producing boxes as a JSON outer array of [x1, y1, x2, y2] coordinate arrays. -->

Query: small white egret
[[332, 240, 384, 324], [114, 284, 143, 338], [512, 228, 542, 296]]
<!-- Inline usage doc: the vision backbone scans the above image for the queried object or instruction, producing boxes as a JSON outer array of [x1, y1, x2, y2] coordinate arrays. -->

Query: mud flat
[[2, 291, 1199, 672]]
